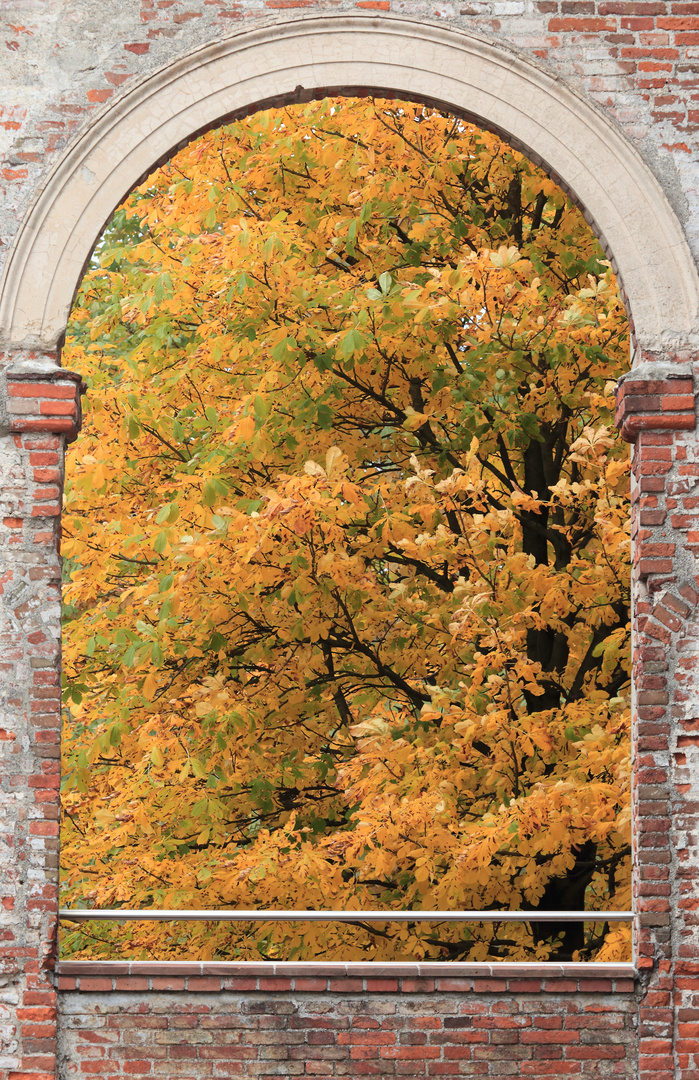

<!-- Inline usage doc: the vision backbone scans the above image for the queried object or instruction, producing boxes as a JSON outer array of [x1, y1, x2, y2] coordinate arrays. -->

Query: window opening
[[59, 96, 632, 964]]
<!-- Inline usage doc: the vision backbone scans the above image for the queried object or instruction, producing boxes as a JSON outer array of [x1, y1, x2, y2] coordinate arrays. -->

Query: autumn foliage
[[60, 98, 631, 962]]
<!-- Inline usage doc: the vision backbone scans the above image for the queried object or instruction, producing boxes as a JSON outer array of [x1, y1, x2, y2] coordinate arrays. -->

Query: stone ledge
[[55, 960, 637, 994]]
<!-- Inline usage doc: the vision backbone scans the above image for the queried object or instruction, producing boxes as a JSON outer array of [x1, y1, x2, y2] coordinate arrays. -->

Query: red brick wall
[[615, 361, 699, 1080], [1, 4, 699, 1080], [0, 361, 81, 1080], [56, 971, 638, 1078]]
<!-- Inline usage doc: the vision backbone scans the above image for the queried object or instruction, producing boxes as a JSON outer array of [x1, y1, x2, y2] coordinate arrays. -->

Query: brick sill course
[[56, 960, 636, 994]]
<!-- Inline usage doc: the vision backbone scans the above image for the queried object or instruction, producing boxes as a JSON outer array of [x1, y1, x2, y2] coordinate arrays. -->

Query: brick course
[[56, 985, 639, 1078]]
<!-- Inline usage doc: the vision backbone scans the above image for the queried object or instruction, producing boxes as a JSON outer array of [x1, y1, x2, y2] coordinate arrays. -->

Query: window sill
[[55, 959, 636, 994]]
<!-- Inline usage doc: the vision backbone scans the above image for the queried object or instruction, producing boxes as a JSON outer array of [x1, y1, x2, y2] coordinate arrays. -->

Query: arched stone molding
[[0, 12, 697, 357]]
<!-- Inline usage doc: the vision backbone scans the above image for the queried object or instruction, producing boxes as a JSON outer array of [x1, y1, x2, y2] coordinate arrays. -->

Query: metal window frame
[[59, 908, 633, 922]]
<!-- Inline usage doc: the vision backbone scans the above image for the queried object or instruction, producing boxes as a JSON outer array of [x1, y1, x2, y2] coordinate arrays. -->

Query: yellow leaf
[[142, 673, 158, 701], [237, 415, 255, 441]]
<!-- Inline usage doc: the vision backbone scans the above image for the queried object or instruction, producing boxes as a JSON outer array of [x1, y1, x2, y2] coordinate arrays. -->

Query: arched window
[[59, 97, 631, 964]]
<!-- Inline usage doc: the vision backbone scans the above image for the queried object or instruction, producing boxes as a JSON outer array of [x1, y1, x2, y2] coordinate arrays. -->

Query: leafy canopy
[[60, 98, 631, 963]]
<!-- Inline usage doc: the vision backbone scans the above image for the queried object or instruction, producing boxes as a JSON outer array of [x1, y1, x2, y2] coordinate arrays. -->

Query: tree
[[60, 97, 631, 963]]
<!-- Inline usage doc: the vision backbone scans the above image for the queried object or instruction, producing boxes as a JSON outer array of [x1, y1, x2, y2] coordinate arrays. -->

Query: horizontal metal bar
[[59, 909, 634, 923]]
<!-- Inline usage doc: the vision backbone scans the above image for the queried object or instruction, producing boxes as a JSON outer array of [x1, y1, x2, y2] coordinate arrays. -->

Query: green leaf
[[153, 530, 169, 554], [339, 327, 366, 359], [207, 631, 227, 653], [271, 336, 297, 364], [122, 645, 137, 668], [316, 403, 334, 429]]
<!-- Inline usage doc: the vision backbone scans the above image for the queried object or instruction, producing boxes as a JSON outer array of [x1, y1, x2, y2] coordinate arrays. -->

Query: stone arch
[[0, 12, 697, 357]]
